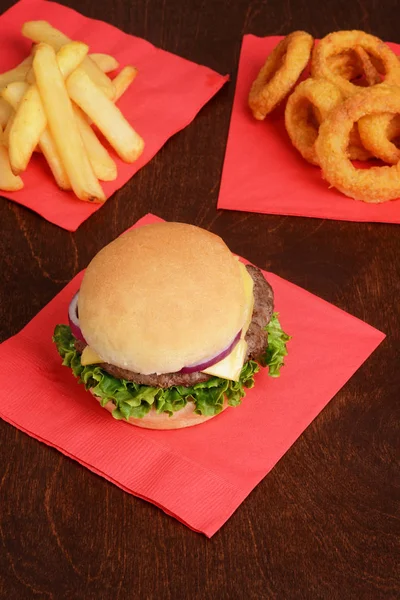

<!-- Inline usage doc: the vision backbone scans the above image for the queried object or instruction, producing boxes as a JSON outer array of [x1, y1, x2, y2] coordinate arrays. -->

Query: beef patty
[[75, 265, 274, 388]]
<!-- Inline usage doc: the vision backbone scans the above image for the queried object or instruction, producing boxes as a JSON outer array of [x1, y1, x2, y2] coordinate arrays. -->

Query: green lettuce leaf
[[53, 312, 290, 421], [263, 312, 292, 377]]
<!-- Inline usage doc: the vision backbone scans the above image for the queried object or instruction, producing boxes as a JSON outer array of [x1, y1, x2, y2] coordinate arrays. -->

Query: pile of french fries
[[0, 21, 144, 202]]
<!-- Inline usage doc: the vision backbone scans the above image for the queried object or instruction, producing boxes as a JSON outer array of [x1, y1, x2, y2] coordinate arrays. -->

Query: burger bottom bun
[[90, 389, 229, 430]]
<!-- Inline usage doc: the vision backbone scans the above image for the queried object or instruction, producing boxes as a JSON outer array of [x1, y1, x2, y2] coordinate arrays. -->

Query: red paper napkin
[[0, 0, 228, 230], [217, 34, 400, 224], [0, 213, 385, 536]]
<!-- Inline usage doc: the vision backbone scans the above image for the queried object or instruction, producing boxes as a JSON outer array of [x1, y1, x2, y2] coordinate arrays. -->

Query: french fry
[[2, 42, 89, 174], [39, 129, 71, 190], [0, 125, 24, 191], [67, 67, 144, 163], [90, 53, 119, 73], [0, 146, 24, 191], [52, 41, 89, 78], [73, 104, 117, 181], [24, 67, 35, 85], [2, 112, 16, 148], [1, 83, 29, 113], [33, 43, 105, 202], [113, 66, 138, 102], [0, 98, 12, 129], [22, 20, 70, 50], [26, 41, 89, 84], [0, 56, 33, 90], [2, 81, 47, 174], [22, 21, 115, 99]]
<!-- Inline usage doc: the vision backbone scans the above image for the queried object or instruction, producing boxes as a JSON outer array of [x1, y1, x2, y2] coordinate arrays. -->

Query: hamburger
[[53, 222, 290, 429]]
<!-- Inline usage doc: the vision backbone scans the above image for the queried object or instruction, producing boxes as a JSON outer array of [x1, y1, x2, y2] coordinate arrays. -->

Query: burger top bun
[[78, 222, 247, 375]]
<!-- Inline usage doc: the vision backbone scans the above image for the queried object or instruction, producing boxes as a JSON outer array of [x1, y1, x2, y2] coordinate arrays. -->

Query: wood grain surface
[[0, 0, 399, 598]]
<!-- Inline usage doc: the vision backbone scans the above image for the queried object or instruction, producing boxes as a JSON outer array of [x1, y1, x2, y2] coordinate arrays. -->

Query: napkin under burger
[[53, 222, 290, 429]]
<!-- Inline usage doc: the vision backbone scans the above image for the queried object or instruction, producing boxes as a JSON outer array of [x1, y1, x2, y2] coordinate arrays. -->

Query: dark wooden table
[[1, 0, 399, 598]]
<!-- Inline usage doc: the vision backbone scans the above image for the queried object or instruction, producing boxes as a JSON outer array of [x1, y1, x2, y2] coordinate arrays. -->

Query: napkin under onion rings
[[311, 31, 400, 97], [248, 31, 314, 120], [358, 113, 400, 164], [316, 86, 400, 203]]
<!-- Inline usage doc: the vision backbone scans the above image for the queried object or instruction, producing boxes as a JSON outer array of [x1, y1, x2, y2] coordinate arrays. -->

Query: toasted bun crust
[[91, 390, 228, 430], [79, 223, 247, 375]]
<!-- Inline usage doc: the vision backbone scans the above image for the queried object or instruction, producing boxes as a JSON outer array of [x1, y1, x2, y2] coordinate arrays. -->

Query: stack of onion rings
[[248, 29, 400, 203]]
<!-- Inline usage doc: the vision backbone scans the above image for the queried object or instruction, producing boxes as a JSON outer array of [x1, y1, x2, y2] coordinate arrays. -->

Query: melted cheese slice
[[200, 338, 248, 382], [201, 262, 254, 382], [80, 262, 255, 382], [81, 344, 103, 366]]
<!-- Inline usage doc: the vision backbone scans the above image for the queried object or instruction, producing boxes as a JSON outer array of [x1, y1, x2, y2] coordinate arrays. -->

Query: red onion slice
[[180, 331, 241, 374], [68, 291, 86, 343]]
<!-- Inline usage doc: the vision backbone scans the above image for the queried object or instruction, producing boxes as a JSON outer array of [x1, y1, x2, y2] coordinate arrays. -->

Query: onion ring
[[285, 78, 343, 165], [248, 31, 314, 120], [326, 46, 380, 86], [347, 124, 373, 161], [311, 31, 400, 97], [358, 112, 400, 164], [285, 78, 371, 165], [327, 50, 360, 80], [315, 86, 400, 203], [354, 46, 381, 86], [327, 48, 364, 81]]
